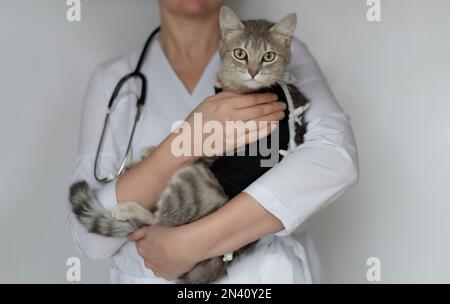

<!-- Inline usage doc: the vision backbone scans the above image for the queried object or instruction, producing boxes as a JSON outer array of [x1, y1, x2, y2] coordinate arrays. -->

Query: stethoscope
[[94, 27, 161, 183]]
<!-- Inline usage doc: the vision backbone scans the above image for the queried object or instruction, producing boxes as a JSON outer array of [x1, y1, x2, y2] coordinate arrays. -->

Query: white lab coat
[[68, 35, 359, 284]]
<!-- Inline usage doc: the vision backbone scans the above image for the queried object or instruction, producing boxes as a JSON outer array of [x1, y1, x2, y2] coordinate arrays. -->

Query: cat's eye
[[262, 51, 277, 63], [233, 48, 248, 60]]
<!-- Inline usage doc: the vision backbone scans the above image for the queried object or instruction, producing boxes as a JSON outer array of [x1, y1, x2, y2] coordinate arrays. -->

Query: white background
[[0, 0, 449, 283]]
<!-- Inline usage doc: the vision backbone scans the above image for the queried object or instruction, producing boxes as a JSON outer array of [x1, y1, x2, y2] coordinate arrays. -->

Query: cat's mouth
[[243, 79, 264, 90]]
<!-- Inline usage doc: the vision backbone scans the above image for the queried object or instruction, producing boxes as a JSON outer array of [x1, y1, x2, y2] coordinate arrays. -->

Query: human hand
[[181, 92, 286, 157], [128, 225, 199, 281]]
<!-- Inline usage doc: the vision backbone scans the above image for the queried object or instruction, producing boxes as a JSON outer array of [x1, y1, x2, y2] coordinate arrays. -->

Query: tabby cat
[[69, 6, 308, 284]]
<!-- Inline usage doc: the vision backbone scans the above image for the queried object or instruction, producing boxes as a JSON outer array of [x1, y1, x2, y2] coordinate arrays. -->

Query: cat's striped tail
[[69, 181, 141, 237]]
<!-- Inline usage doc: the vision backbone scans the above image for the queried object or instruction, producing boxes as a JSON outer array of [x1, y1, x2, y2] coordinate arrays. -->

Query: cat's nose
[[248, 69, 259, 79]]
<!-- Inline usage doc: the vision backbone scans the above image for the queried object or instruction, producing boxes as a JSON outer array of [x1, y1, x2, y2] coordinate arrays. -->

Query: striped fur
[[69, 181, 142, 237], [69, 160, 229, 284]]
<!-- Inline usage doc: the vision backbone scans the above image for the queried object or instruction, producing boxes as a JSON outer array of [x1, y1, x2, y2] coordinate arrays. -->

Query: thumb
[[128, 227, 148, 242]]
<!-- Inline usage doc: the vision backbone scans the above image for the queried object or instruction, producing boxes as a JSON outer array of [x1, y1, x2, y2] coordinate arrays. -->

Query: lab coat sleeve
[[67, 65, 127, 260], [244, 39, 359, 236]]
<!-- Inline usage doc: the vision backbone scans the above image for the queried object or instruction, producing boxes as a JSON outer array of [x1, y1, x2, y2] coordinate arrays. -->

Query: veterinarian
[[68, 0, 359, 283]]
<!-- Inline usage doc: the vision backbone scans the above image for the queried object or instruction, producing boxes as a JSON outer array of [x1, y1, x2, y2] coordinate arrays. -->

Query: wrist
[[158, 132, 200, 165], [175, 223, 214, 264]]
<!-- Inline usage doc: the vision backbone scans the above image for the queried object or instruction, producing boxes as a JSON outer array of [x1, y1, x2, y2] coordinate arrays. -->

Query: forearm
[[116, 133, 196, 209], [183, 192, 284, 261]]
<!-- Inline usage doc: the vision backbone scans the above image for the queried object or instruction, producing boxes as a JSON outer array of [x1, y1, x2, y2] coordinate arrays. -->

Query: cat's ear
[[270, 13, 297, 47], [219, 6, 245, 41]]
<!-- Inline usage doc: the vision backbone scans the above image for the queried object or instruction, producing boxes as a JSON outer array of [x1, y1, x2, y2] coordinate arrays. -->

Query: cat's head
[[217, 6, 297, 93]]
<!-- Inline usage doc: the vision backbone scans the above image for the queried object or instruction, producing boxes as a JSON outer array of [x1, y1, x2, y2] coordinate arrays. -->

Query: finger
[[212, 91, 238, 99], [164, 275, 177, 281], [228, 93, 278, 109], [232, 111, 284, 138], [144, 261, 154, 271], [238, 122, 278, 146], [251, 110, 286, 125], [235, 102, 286, 121], [128, 227, 148, 242], [136, 241, 148, 261]]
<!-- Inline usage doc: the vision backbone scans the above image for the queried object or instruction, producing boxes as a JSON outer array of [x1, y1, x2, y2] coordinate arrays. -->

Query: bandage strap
[[277, 82, 310, 157]]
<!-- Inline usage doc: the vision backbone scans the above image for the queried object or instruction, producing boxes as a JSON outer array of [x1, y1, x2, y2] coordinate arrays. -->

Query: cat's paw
[[111, 202, 148, 222]]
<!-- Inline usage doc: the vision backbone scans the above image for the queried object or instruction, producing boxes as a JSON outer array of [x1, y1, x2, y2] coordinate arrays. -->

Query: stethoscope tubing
[[93, 27, 161, 183]]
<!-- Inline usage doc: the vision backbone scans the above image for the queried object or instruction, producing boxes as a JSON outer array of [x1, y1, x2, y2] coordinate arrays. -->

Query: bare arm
[[183, 192, 283, 260], [116, 132, 196, 210]]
